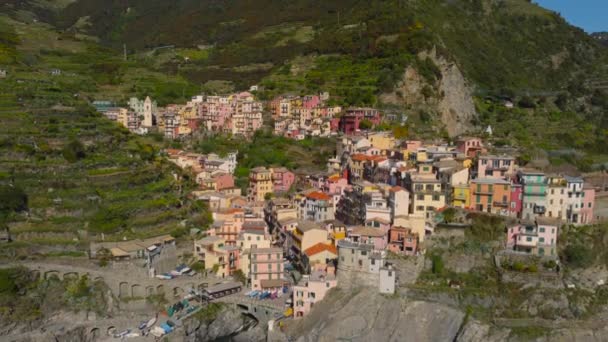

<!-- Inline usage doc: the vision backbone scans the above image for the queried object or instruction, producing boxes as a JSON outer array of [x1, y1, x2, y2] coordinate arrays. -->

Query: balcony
[[493, 201, 509, 207], [516, 235, 538, 248], [473, 190, 493, 195]]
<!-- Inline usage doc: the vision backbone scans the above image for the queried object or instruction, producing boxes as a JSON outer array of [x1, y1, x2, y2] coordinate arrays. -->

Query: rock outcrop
[[381, 49, 477, 137], [287, 288, 464, 342]]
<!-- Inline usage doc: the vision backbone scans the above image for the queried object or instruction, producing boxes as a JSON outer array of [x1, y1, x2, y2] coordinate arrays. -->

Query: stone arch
[[89, 327, 100, 340], [44, 270, 60, 280], [119, 282, 129, 298], [93, 276, 104, 284], [186, 282, 195, 293], [156, 284, 165, 295], [237, 304, 249, 311], [146, 286, 155, 296], [172, 287, 184, 298], [106, 326, 116, 336], [131, 284, 144, 298]]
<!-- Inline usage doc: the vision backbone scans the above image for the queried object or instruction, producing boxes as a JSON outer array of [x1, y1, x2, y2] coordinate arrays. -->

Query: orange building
[[470, 178, 511, 215]]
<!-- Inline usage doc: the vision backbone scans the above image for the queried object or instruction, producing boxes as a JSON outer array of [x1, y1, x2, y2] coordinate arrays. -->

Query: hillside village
[[79, 88, 607, 330]]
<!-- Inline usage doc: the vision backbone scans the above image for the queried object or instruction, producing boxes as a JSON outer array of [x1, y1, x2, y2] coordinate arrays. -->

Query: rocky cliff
[[381, 49, 477, 137], [283, 286, 608, 342]]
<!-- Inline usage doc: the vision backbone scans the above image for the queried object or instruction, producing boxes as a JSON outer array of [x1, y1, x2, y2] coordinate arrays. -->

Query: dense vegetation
[[0, 267, 111, 323], [195, 130, 336, 190]]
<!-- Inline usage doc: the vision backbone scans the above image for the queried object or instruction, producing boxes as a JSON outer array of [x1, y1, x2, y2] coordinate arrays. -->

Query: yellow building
[[290, 221, 330, 257], [367, 132, 396, 150], [452, 184, 471, 208], [247, 167, 273, 202], [411, 174, 446, 219]]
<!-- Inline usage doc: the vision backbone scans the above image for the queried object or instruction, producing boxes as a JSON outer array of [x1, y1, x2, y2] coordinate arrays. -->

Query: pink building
[[293, 266, 337, 318], [348, 226, 387, 251], [387, 226, 418, 256], [506, 220, 558, 256], [478, 155, 517, 179], [214, 173, 235, 191], [302, 95, 321, 109], [271, 167, 296, 193], [580, 185, 596, 224], [510, 183, 523, 217], [338, 108, 381, 135], [456, 137, 484, 157], [249, 247, 285, 291], [324, 175, 348, 195], [404, 140, 422, 153], [213, 208, 245, 245]]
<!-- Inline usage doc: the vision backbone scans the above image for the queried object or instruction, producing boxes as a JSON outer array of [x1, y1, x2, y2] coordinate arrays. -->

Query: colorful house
[[338, 108, 381, 135], [270, 167, 296, 193], [452, 184, 470, 208], [293, 267, 337, 318], [506, 219, 558, 256], [477, 155, 517, 179], [194, 236, 241, 278], [470, 178, 511, 215], [519, 169, 547, 221], [249, 247, 284, 291], [348, 226, 387, 251], [247, 167, 273, 202], [387, 226, 419, 256]]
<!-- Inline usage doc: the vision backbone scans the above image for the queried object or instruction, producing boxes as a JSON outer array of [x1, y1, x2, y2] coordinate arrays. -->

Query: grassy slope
[[0, 16, 206, 257]]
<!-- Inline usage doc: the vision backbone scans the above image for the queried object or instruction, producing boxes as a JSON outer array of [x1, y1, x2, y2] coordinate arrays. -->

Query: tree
[[442, 208, 456, 224], [431, 254, 444, 274], [0, 185, 28, 214], [232, 270, 247, 285], [358, 119, 373, 130], [563, 244, 593, 268], [62, 139, 86, 163], [264, 192, 274, 201], [392, 125, 409, 139], [518, 96, 536, 109]]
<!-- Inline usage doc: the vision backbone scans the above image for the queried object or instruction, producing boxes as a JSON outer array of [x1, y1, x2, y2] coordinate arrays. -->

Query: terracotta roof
[[328, 175, 344, 183], [351, 154, 371, 162], [304, 243, 338, 257], [350, 226, 386, 237], [389, 186, 406, 192], [306, 191, 332, 201]]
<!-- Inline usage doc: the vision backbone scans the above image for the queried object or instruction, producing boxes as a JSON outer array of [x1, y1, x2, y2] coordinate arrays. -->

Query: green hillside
[[0, 16, 209, 258]]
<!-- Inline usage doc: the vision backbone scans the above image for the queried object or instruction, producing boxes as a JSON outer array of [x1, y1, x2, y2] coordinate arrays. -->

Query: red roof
[[327, 175, 344, 183], [351, 154, 370, 162], [389, 186, 406, 192], [304, 243, 337, 257], [306, 191, 332, 201]]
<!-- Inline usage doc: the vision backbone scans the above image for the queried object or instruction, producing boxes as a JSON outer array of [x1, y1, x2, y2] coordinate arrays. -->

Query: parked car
[[113, 329, 131, 338]]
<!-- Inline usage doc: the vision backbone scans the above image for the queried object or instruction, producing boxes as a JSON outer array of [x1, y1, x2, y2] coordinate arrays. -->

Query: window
[[416, 206, 424, 211], [326, 282, 330, 288], [526, 237, 532, 242], [432, 195, 440, 201], [589, 202, 593, 208], [539, 227, 545, 233], [358, 260, 363, 267], [539, 237, 545, 243], [417, 194, 424, 201]]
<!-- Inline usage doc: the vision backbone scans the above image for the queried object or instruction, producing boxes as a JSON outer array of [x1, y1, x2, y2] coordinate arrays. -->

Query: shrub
[[432, 254, 444, 274], [527, 264, 538, 273], [62, 139, 86, 163], [543, 260, 557, 269], [563, 244, 593, 268], [512, 261, 525, 272]]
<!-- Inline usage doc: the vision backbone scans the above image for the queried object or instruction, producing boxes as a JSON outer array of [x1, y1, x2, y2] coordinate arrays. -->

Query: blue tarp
[[160, 323, 173, 334]]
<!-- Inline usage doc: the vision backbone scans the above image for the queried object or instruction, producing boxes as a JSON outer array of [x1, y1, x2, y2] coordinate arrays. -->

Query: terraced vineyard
[[0, 77, 203, 258]]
